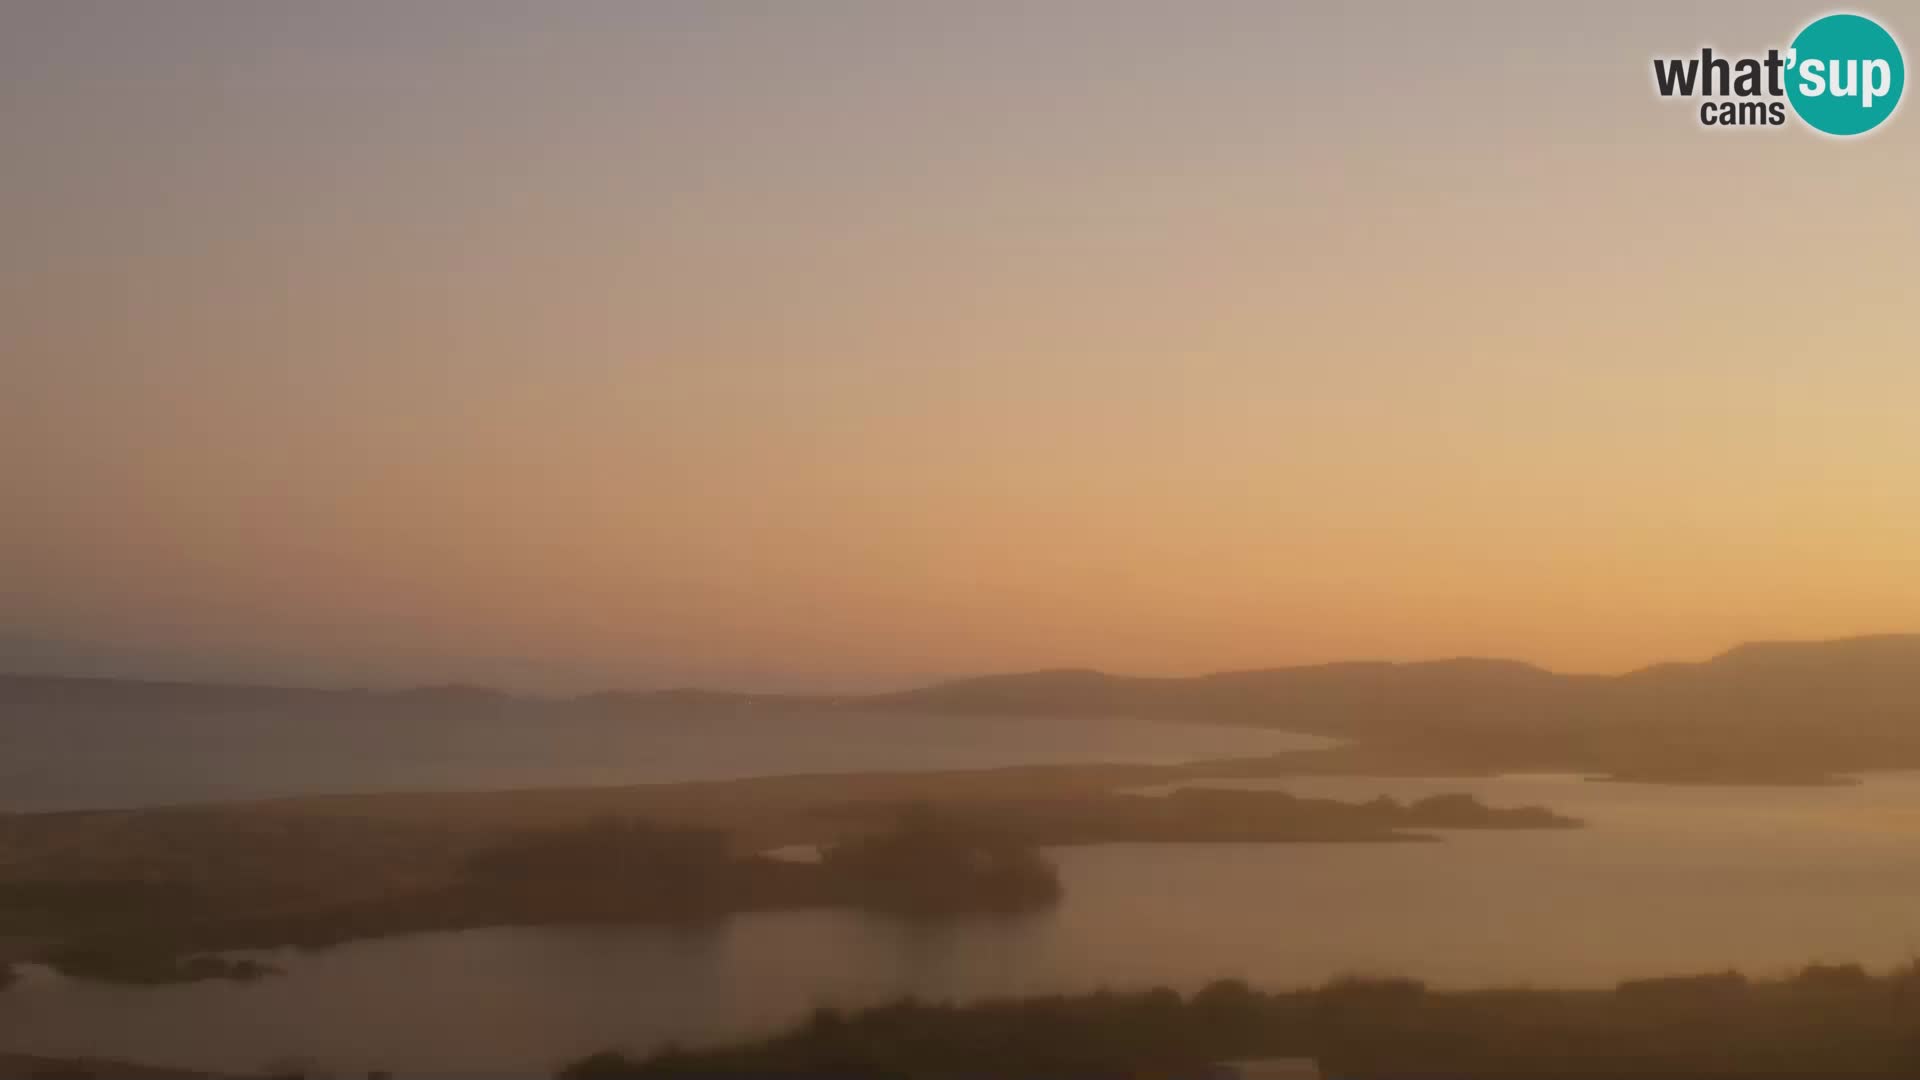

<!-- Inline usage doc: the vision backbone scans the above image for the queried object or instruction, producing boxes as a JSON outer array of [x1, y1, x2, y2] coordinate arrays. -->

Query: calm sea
[[0, 705, 1328, 811]]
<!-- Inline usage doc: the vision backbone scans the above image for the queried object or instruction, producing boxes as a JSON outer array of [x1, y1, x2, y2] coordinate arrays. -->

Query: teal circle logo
[[1787, 13, 1905, 135]]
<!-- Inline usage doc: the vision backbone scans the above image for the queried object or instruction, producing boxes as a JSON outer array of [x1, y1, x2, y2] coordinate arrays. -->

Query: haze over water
[[0, 705, 1327, 812]]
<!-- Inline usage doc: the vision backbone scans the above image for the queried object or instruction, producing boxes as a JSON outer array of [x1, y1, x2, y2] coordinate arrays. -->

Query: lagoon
[[11, 772, 1920, 1075]]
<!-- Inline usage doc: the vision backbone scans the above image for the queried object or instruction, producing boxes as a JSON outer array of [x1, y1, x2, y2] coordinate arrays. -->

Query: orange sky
[[3, 3, 1917, 690]]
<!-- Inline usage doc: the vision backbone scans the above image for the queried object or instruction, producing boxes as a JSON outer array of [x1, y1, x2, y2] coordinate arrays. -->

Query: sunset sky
[[4, 2, 1917, 691]]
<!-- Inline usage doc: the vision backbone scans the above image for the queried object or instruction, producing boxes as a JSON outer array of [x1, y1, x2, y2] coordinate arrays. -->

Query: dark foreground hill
[[564, 962, 1920, 1079]]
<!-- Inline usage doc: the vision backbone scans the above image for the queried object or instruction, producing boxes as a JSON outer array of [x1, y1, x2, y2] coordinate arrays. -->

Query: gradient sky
[[3, 2, 1917, 691]]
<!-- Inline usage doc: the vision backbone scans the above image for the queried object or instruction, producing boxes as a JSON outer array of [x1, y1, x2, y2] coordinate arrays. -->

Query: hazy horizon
[[5, 627, 1919, 697], [7, 1, 1917, 693]]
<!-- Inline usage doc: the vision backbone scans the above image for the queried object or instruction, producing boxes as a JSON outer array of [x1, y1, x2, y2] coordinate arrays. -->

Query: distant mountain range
[[7, 634, 1920, 782], [878, 633, 1920, 731], [4, 633, 1918, 732]]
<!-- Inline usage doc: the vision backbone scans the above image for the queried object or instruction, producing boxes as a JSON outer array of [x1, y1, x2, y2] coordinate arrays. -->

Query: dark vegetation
[[0, 880, 277, 983], [36, 944, 275, 985], [819, 808, 1061, 916], [0, 787, 1570, 985], [563, 963, 1920, 1078], [4, 812, 1064, 984]]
